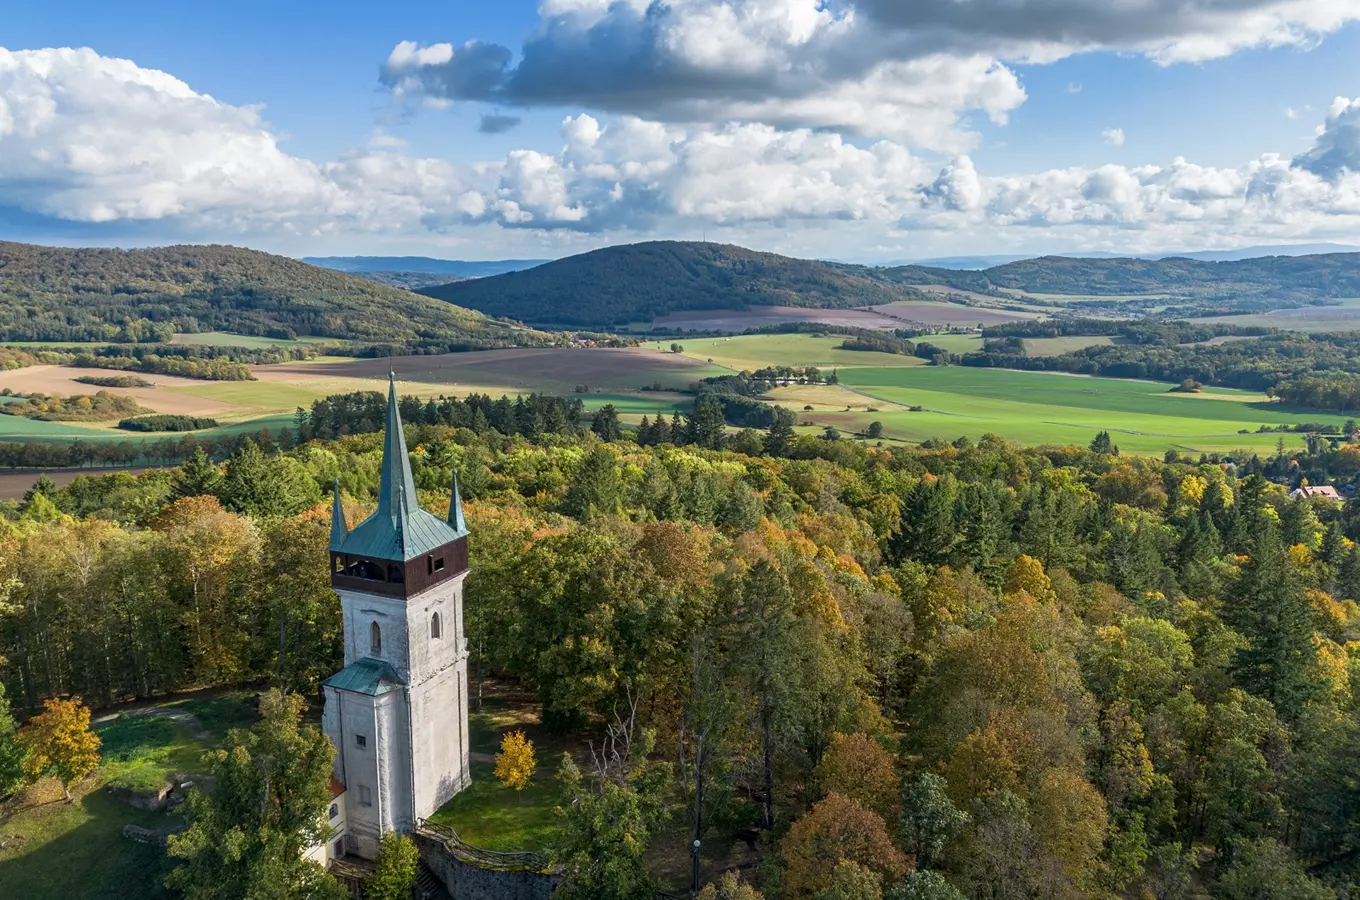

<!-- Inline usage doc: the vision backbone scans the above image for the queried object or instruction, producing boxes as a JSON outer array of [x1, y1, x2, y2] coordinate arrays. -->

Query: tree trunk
[[760, 696, 774, 831]]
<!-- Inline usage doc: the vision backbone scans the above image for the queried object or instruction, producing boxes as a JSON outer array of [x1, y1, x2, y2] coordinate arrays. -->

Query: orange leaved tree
[[21, 696, 101, 801]]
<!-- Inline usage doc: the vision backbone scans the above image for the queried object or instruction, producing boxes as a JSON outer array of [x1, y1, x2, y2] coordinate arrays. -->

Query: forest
[[2, 396, 1359, 900], [0, 241, 547, 349]]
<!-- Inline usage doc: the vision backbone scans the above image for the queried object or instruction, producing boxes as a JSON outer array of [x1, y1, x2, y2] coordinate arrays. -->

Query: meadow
[[1199, 298, 1360, 332], [829, 366, 1348, 454], [671, 334, 926, 370]]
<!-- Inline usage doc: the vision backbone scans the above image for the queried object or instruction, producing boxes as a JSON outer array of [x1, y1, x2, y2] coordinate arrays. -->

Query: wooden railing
[[415, 819, 553, 873]]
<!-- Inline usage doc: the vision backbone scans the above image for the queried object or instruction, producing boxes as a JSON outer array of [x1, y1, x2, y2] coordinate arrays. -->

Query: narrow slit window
[[431, 612, 442, 640], [370, 622, 381, 655]]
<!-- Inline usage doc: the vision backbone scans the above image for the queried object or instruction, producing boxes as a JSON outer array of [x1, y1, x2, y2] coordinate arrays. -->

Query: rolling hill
[[885, 253, 1360, 301], [0, 242, 546, 349], [419, 240, 1360, 327], [420, 241, 927, 326]]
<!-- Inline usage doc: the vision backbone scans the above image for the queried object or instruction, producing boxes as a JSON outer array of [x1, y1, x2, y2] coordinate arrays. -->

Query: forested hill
[[885, 252, 1360, 301], [419, 241, 925, 326], [420, 240, 1360, 326], [0, 242, 546, 348]]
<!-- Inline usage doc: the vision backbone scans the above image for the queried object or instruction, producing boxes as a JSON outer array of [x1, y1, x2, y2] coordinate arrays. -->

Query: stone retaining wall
[[413, 830, 560, 900]]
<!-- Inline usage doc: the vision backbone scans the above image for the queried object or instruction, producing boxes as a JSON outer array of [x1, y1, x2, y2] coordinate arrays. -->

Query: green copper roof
[[333, 375, 468, 562], [328, 479, 348, 552], [323, 657, 403, 696]]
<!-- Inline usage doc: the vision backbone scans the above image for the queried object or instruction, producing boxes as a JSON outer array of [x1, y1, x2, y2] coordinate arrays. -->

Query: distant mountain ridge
[[912, 253, 1360, 300], [910, 243, 1360, 269], [416, 240, 1360, 327], [304, 256, 549, 278], [0, 242, 545, 348]]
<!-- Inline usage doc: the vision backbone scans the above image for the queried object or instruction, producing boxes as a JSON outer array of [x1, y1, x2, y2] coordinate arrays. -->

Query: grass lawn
[[427, 761, 562, 853], [0, 713, 217, 900], [428, 684, 594, 853], [828, 366, 1351, 454]]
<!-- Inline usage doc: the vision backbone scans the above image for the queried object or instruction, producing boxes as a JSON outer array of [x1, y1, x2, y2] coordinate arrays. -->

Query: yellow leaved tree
[[21, 696, 101, 802], [494, 729, 536, 793]]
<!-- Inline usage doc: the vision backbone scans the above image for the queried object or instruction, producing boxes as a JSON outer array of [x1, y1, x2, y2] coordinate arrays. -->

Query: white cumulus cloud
[[380, 0, 1360, 147], [5, 45, 1360, 258], [1103, 127, 1127, 146]]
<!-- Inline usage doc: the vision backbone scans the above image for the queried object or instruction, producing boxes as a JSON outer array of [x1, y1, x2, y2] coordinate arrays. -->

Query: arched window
[[431, 612, 442, 640], [370, 622, 382, 655]]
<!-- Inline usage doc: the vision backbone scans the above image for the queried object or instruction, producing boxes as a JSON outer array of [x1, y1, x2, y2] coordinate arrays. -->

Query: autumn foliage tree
[[495, 729, 537, 793], [20, 696, 100, 801], [780, 793, 908, 897], [813, 732, 900, 821]]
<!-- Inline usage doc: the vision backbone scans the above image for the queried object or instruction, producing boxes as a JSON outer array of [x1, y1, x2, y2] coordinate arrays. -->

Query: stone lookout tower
[[321, 375, 472, 860]]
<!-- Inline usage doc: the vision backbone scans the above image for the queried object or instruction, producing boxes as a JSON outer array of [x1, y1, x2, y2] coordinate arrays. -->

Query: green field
[[1199, 298, 1360, 332], [0, 410, 295, 443], [1022, 335, 1116, 356], [672, 334, 924, 371], [169, 332, 335, 349], [916, 334, 984, 353], [1015, 291, 1171, 303], [830, 366, 1347, 454]]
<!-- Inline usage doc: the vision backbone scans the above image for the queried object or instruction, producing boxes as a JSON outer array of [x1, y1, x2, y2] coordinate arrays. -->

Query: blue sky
[[2, 0, 1359, 261]]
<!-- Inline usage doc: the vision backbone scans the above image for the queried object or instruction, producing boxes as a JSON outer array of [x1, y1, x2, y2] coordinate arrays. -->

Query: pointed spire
[[331, 373, 470, 566], [375, 373, 420, 556], [329, 478, 348, 551], [448, 467, 467, 534]]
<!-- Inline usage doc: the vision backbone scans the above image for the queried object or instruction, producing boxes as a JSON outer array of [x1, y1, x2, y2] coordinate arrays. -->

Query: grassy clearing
[[671, 334, 923, 371], [917, 334, 984, 353], [1022, 336, 1116, 356], [427, 761, 562, 853], [169, 332, 334, 348], [830, 366, 1350, 454], [0, 713, 217, 900]]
